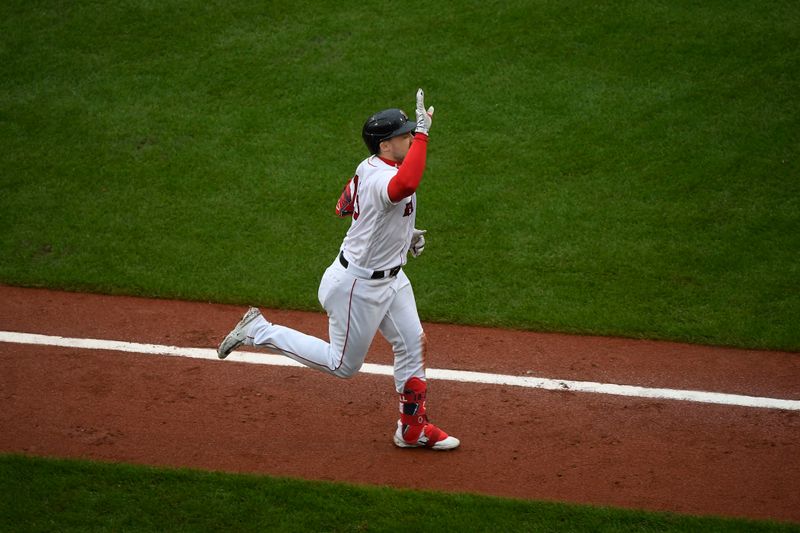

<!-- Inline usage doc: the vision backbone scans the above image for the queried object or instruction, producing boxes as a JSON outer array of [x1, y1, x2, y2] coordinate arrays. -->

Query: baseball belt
[[339, 251, 401, 280]]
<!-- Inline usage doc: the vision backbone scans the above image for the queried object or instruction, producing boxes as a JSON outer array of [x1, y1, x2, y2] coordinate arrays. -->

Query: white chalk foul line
[[1, 330, 798, 411]]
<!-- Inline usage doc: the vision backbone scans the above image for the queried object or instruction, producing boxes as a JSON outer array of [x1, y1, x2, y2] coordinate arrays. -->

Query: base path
[[1, 285, 798, 523]]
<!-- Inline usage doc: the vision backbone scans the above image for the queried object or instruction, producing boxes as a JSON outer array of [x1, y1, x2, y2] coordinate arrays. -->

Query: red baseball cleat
[[393, 420, 460, 450]]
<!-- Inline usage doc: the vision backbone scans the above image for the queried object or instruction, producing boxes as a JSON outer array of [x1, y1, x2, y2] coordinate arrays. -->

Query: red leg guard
[[399, 377, 427, 442], [398, 377, 449, 447]]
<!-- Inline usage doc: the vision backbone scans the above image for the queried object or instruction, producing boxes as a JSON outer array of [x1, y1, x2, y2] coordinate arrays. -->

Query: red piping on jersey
[[377, 156, 400, 167], [262, 279, 358, 374], [337, 278, 358, 369], [387, 133, 428, 202], [260, 343, 331, 373]]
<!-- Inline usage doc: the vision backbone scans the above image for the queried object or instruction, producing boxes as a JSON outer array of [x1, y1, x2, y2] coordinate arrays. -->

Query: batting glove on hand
[[415, 88, 434, 135], [410, 228, 427, 258]]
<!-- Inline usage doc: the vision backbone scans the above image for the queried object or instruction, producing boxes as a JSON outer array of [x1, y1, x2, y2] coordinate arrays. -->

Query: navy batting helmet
[[361, 108, 416, 155]]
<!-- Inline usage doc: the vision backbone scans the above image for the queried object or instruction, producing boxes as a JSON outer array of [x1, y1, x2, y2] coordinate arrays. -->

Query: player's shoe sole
[[217, 307, 261, 359], [393, 422, 460, 451]]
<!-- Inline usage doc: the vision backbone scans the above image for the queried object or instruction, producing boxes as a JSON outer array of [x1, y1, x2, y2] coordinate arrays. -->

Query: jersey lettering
[[403, 200, 414, 217]]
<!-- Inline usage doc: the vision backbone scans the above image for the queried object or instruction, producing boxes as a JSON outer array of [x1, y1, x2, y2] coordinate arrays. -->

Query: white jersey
[[340, 155, 416, 271]]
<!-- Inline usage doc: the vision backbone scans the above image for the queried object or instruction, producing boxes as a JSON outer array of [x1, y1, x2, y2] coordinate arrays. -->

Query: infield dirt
[[1, 285, 798, 523]]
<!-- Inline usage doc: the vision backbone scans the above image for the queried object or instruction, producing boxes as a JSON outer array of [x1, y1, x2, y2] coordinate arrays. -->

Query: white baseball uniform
[[226, 90, 459, 450], [245, 154, 426, 392]]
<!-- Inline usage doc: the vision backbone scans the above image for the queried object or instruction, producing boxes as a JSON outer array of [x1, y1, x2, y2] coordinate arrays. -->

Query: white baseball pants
[[245, 256, 426, 392]]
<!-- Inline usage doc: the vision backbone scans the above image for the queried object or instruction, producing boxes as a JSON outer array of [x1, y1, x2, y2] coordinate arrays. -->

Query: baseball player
[[218, 88, 459, 450]]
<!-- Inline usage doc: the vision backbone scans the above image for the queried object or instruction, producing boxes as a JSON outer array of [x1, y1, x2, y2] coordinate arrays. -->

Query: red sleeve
[[387, 134, 428, 203]]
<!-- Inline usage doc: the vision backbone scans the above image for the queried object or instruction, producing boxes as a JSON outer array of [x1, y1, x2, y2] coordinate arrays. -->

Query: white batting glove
[[415, 88, 434, 135], [410, 228, 427, 258]]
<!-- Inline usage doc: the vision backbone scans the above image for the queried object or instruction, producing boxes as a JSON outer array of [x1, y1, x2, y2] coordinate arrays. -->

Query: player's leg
[[378, 273, 460, 450], [378, 275, 425, 393], [223, 261, 389, 379], [245, 314, 334, 373], [311, 265, 394, 377]]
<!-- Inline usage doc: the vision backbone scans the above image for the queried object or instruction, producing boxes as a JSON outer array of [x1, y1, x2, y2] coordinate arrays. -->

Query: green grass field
[[1, 0, 799, 530], [2, 0, 798, 350], [2, 455, 797, 532]]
